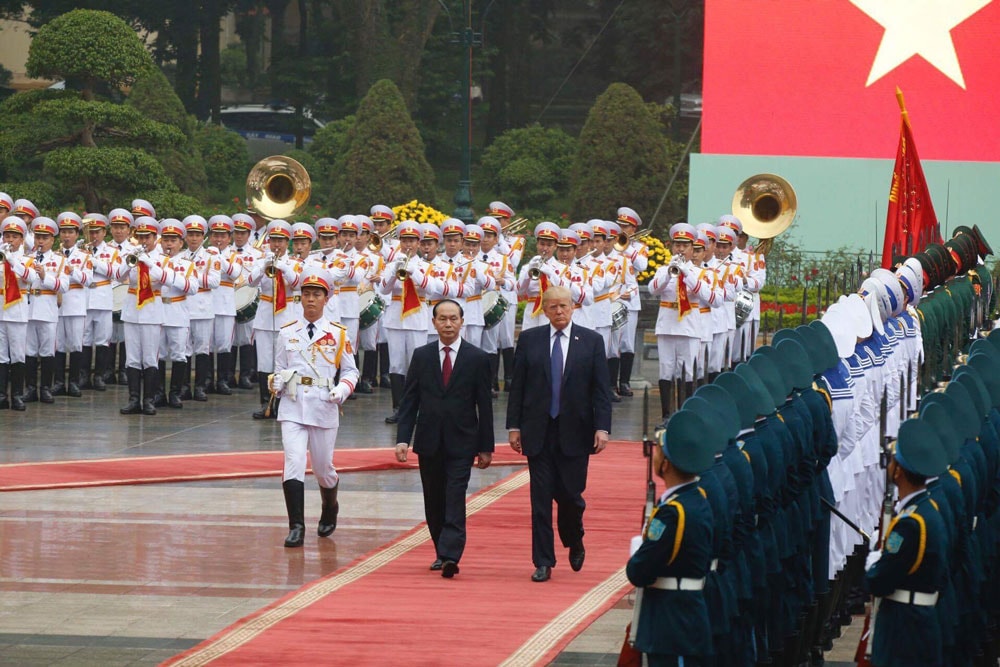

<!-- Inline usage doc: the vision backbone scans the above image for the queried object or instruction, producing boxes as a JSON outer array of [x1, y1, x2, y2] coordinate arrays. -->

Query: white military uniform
[[273, 317, 359, 487], [27, 248, 68, 359], [186, 246, 221, 357], [648, 259, 713, 382], [231, 242, 263, 347], [0, 243, 31, 364], [212, 245, 243, 352], [82, 240, 117, 351], [358, 247, 385, 353], [55, 245, 89, 356], [107, 237, 134, 347], [249, 254, 301, 373], [479, 248, 515, 354], [158, 252, 197, 363], [115, 247, 168, 370], [379, 250, 444, 375]]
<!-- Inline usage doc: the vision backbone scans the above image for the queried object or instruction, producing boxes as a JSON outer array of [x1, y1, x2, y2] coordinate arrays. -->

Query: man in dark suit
[[507, 285, 613, 582], [395, 299, 495, 578]]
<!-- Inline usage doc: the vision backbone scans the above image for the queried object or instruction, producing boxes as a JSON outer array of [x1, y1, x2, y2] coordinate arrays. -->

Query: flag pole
[[896, 87, 908, 125]]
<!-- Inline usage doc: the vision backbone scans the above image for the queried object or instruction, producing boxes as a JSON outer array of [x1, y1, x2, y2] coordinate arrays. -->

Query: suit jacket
[[505, 323, 612, 457], [396, 339, 495, 458]]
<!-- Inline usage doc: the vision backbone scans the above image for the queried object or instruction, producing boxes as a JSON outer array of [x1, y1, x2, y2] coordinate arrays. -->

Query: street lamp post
[[451, 0, 477, 223]]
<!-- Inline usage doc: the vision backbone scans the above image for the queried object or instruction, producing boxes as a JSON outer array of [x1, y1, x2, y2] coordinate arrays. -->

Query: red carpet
[[164, 442, 646, 667], [0, 446, 529, 492]]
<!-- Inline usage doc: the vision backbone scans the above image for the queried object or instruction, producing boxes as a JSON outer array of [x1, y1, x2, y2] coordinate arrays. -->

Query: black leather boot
[[488, 353, 500, 398], [252, 371, 274, 419], [318, 484, 339, 537], [179, 356, 193, 400], [215, 352, 233, 395], [22, 356, 38, 402], [226, 345, 238, 386], [120, 367, 142, 414], [168, 360, 186, 408], [357, 350, 376, 393], [378, 343, 390, 387], [50, 351, 67, 396], [66, 351, 83, 397], [619, 352, 635, 396], [658, 379, 671, 428], [282, 479, 306, 547], [116, 342, 127, 385], [80, 346, 94, 389], [0, 362, 8, 409], [141, 367, 158, 415], [153, 360, 167, 407], [384, 373, 404, 423], [237, 345, 255, 389], [9, 362, 25, 411], [39, 356, 55, 403], [501, 347, 514, 391], [193, 354, 210, 401], [92, 346, 108, 391], [607, 357, 622, 403]]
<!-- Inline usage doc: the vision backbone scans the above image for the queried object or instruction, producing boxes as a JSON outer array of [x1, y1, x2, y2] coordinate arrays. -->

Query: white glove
[[527, 256, 542, 271], [139, 253, 155, 267], [538, 262, 555, 278], [270, 373, 285, 393], [327, 385, 350, 404], [629, 534, 643, 557], [865, 548, 882, 570]]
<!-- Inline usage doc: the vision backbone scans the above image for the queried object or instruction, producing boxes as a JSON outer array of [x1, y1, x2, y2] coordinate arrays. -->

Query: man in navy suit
[[507, 285, 613, 582], [395, 299, 494, 578]]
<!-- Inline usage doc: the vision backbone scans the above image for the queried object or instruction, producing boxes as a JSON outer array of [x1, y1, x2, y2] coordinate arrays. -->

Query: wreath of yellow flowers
[[637, 235, 670, 285], [392, 200, 448, 225]]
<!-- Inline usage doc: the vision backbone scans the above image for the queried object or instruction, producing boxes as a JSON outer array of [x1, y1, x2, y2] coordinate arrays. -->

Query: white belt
[[649, 577, 705, 591], [710, 559, 719, 572], [293, 375, 333, 388], [886, 589, 938, 606]]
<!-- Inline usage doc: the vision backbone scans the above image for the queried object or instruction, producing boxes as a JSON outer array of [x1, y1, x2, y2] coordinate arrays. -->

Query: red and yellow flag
[[531, 274, 549, 317], [677, 279, 692, 320], [881, 88, 941, 268], [136, 263, 156, 309], [400, 276, 422, 320], [273, 269, 287, 314], [3, 262, 22, 309]]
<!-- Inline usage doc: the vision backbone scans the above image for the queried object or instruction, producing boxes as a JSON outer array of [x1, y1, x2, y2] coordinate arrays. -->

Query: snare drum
[[482, 291, 509, 330], [234, 284, 260, 323], [359, 290, 385, 330], [611, 300, 628, 331], [111, 283, 128, 322]]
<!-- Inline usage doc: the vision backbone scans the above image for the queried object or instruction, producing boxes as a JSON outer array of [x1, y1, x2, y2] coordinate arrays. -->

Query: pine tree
[[331, 79, 436, 212], [569, 83, 672, 222]]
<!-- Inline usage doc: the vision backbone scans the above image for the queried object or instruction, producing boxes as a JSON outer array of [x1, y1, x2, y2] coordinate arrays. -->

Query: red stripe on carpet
[[164, 442, 646, 667], [0, 447, 533, 492]]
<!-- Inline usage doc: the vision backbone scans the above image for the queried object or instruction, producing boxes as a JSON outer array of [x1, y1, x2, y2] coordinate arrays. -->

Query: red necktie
[[442, 346, 453, 387]]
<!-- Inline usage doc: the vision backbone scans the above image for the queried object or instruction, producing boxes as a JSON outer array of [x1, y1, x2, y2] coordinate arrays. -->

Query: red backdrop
[[702, 0, 1000, 161]]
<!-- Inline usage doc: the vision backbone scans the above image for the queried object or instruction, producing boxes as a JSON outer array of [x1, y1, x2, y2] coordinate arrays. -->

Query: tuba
[[246, 156, 311, 222], [731, 173, 796, 256]]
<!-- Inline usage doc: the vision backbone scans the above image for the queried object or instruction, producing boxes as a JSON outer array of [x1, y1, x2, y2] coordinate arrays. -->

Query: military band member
[[0, 217, 32, 410], [517, 222, 561, 332], [613, 207, 648, 397], [107, 209, 134, 385], [477, 216, 516, 392], [0, 192, 11, 225], [232, 212, 263, 389], [182, 215, 220, 401], [572, 222, 609, 334], [209, 215, 243, 395], [357, 217, 387, 394], [114, 217, 166, 416], [455, 224, 496, 348], [78, 214, 114, 391], [363, 213, 392, 390], [289, 222, 318, 323], [156, 220, 197, 409], [24, 217, 68, 404], [330, 217, 365, 354], [486, 201, 523, 391], [379, 221, 444, 424], [421, 223, 446, 344], [269, 267, 359, 548], [718, 215, 763, 363], [53, 212, 89, 397], [371, 204, 398, 255], [627, 409, 719, 666], [12, 199, 39, 254], [486, 200, 526, 266], [552, 229, 594, 328], [691, 229, 724, 382]]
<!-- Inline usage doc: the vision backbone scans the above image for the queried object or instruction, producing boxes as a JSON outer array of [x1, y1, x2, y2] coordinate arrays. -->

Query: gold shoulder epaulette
[[281, 320, 297, 329]]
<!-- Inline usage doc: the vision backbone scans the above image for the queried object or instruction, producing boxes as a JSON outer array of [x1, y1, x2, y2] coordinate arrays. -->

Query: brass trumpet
[[124, 248, 147, 266], [395, 251, 414, 280], [368, 226, 399, 253], [613, 228, 651, 253], [527, 255, 545, 280]]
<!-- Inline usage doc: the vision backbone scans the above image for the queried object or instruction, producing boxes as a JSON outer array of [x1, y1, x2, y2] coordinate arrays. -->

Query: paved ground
[[0, 364, 860, 665]]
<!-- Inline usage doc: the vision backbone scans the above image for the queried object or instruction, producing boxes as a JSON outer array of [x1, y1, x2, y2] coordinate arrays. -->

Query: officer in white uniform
[[157, 220, 198, 408], [0, 217, 32, 410], [232, 212, 263, 389], [455, 223, 496, 348], [269, 267, 359, 548], [516, 222, 561, 332], [78, 213, 115, 391], [181, 215, 220, 401], [476, 216, 516, 393], [52, 212, 90, 397], [250, 220, 302, 419], [24, 217, 68, 404], [379, 220, 444, 424], [208, 215, 243, 395], [106, 209, 134, 385], [613, 207, 648, 397]]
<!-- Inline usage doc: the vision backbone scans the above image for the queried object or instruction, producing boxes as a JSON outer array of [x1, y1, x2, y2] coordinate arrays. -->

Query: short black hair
[[899, 466, 927, 488], [432, 299, 464, 318]]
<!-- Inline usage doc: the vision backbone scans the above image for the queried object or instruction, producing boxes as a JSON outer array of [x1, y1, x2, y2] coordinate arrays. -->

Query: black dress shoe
[[569, 541, 586, 572], [22, 386, 37, 403], [531, 566, 552, 582], [193, 385, 208, 401], [619, 383, 634, 397], [237, 375, 254, 390], [384, 411, 399, 424], [284, 524, 305, 548], [216, 380, 233, 396], [441, 560, 459, 578], [379, 373, 391, 388], [356, 379, 374, 394], [92, 375, 106, 391], [39, 387, 54, 403], [429, 559, 443, 571]]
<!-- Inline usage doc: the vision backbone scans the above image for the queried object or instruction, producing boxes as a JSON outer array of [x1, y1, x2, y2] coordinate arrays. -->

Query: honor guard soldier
[[156, 220, 198, 408], [0, 217, 33, 410], [614, 207, 648, 397], [421, 223, 446, 344], [208, 215, 243, 395], [455, 223, 496, 348], [232, 212, 263, 389], [250, 220, 302, 419], [517, 222, 561, 332], [79, 213, 115, 391], [626, 408, 720, 667], [378, 220, 444, 424], [107, 209, 134, 385], [477, 216, 516, 392], [51, 212, 89, 396], [370, 204, 398, 255], [865, 418, 949, 667], [182, 215, 220, 401], [268, 267, 359, 548], [114, 217, 167, 416], [552, 228, 594, 327], [486, 202, 522, 390], [24, 217, 69, 404]]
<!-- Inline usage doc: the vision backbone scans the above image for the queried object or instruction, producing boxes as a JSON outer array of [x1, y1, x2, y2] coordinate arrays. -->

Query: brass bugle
[[395, 251, 414, 280], [124, 248, 146, 266], [264, 251, 286, 278]]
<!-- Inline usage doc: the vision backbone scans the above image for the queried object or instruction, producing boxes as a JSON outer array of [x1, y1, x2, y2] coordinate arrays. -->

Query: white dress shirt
[[439, 336, 462, 369]]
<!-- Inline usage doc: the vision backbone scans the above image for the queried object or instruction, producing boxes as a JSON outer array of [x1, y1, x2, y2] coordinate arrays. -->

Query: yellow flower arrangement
[[392, 200, 448, 226], [637, 234, 670, 285]]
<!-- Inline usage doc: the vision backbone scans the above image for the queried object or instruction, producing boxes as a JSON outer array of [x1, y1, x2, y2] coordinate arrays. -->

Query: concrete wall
[[689, 153, 1000, 254]]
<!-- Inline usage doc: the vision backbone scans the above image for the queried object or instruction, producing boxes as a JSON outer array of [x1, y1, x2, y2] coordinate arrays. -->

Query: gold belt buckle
[[300, 377, 314, 386]]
